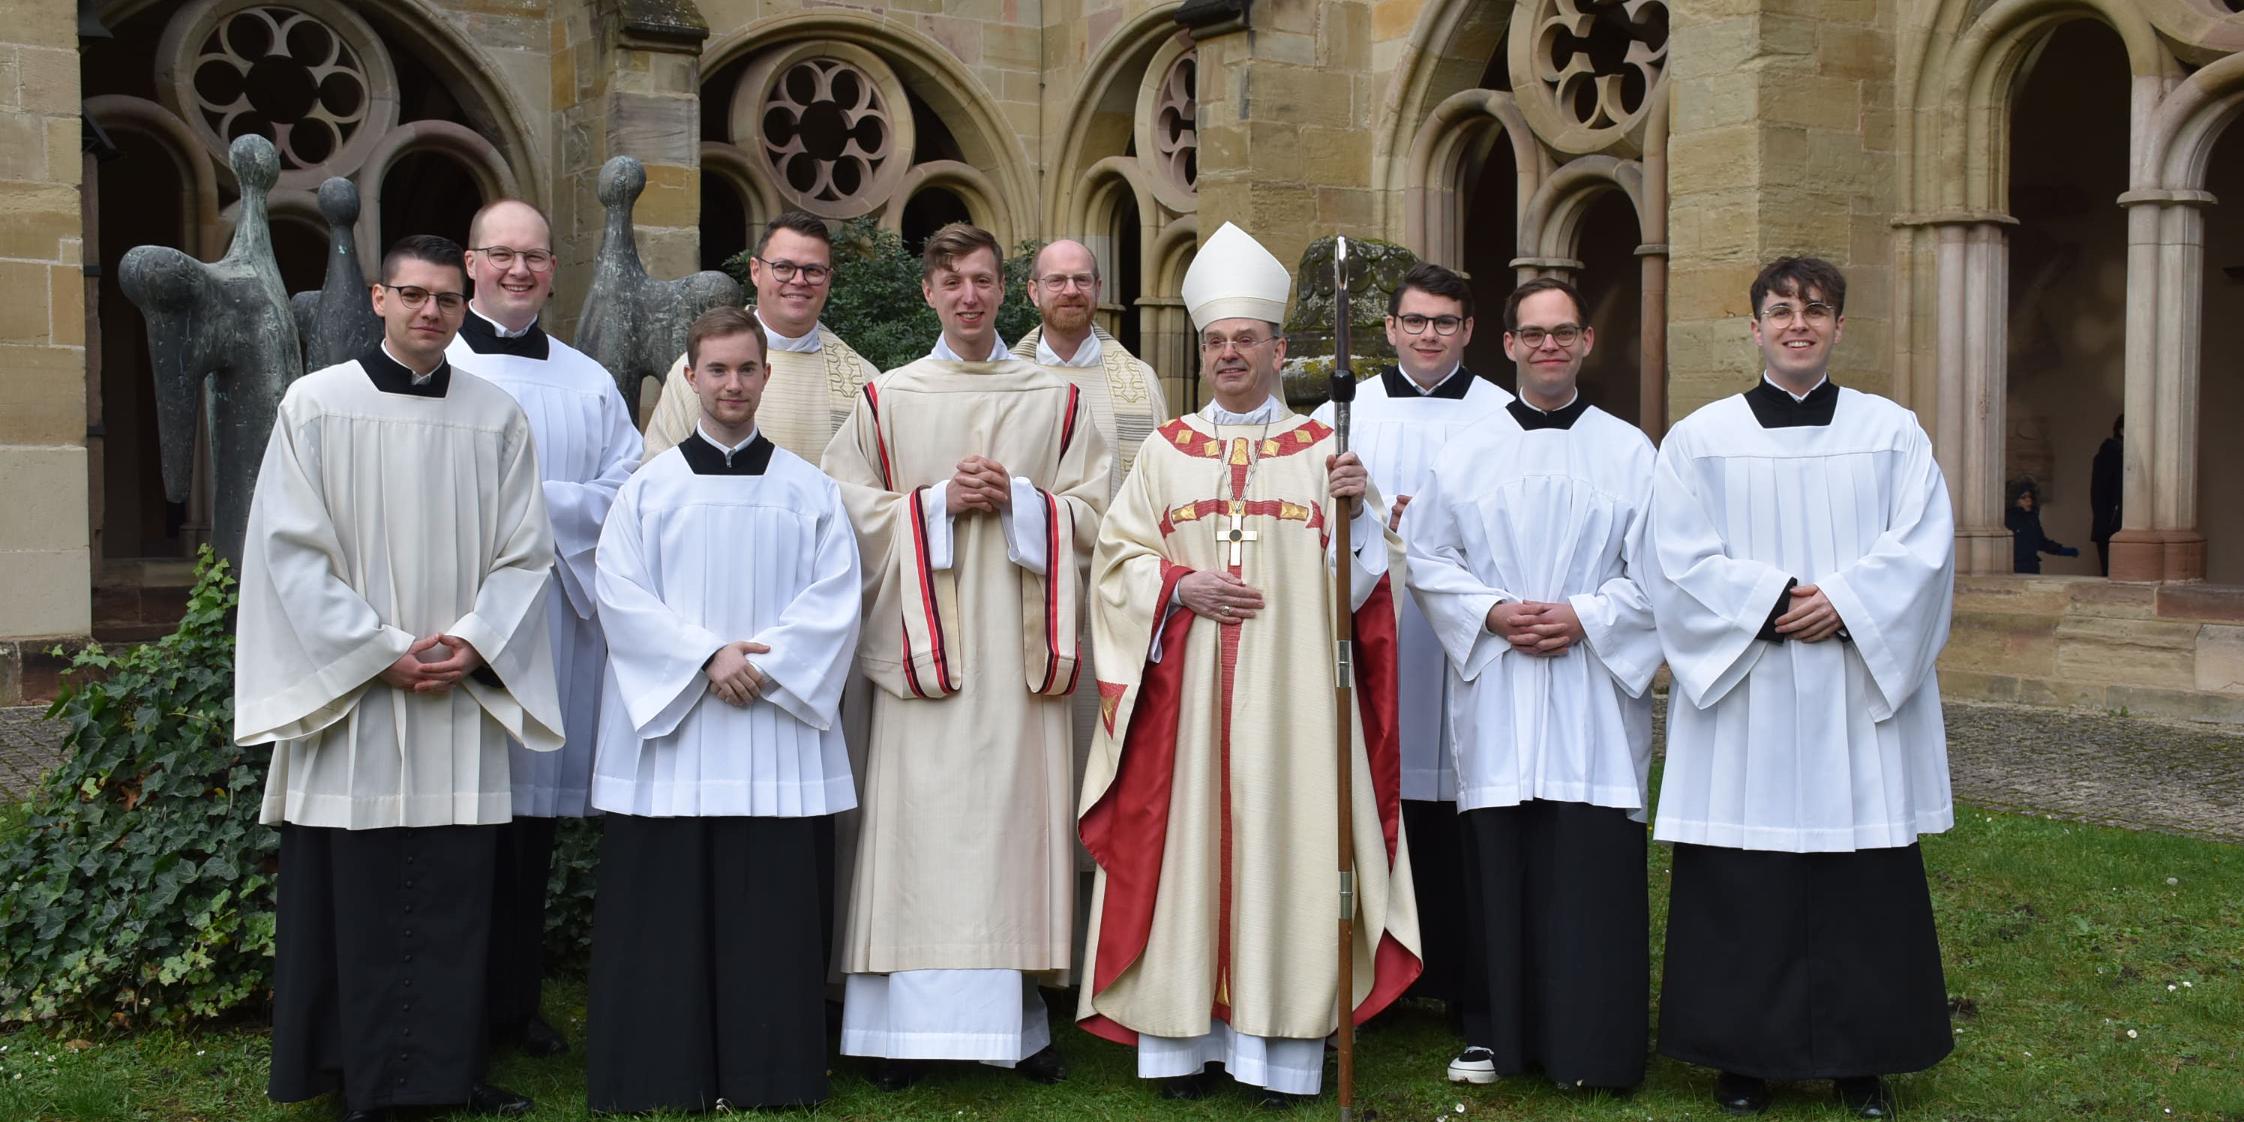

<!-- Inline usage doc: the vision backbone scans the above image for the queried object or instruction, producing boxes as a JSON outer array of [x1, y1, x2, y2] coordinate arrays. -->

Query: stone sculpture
[[1279, 235, 1417, 407], [573, 155, 745, 422], [290, 177, 384, 371], [119, 134, 303, 567]]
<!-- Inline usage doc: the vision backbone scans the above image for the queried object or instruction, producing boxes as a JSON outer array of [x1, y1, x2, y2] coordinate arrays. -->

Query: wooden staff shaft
[[1330, 237, 1358, 1122]]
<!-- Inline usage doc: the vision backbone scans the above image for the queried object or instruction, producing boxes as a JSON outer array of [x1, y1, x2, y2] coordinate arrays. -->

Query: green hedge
[[723, 218, 1043, 373], [0, 552, 273, 1029]]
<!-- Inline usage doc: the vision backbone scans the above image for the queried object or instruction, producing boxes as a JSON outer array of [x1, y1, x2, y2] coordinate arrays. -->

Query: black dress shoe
[[518, 1014, 569, 1058], [340, 1111, 388, 1122], [1158, 1066, 1223, 1100], [1836, 1075, 1897, 1118], [1256, 1087, 1314, 1110], [1016, 1043, 1067, 1084], [466, 1083, 535, 1117], [1714, 1071, 1771, 1115], [869, 1059, 922, 1092]]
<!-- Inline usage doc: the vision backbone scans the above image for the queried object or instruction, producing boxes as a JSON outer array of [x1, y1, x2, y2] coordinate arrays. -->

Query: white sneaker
[[1446, 1045, 1498, 1084]]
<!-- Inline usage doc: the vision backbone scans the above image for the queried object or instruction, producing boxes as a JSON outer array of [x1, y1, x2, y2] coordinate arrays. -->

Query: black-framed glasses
[[1758, 302, 1835, 326], [1395, 313, 1465, 336], [377, 284, 467, 313], [470, 245, 554, 272], [754, 256, 832, 284], [1510, 324, 1583, 348]]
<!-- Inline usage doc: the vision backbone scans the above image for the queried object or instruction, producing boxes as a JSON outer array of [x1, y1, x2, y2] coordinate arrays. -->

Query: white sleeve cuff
[[923, 481, 956, 571], [1149, 587, 1186, 664], [995, 476, 1049, 576]]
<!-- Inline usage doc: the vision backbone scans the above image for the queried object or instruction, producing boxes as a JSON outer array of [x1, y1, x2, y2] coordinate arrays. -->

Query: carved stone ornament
[[156, 0, 399, 191], [1153, 51, 1199, 196], [732, 44, 915, 219], [1510, 0, 1668, 156]]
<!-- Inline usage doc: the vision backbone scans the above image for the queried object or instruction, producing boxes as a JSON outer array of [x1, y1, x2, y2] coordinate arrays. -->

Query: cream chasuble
[[236, 354, 564, 829], [820, 355, 1111, 979], [1077, 405, 1424, 1063], [643, 317, 878, 462]]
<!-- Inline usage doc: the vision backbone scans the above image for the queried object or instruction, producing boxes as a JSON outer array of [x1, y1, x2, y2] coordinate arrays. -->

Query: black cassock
[[1659, 842, 1953, 1080], [1459, 800, 1648, 1088], [588, 813, 829, 1112], [269, 824, 498, 1111], [1399, 797, 1476, 1016]]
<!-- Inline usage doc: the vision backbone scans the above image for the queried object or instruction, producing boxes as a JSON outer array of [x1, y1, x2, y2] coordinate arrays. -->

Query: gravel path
[[3, 699, 2240, 844]]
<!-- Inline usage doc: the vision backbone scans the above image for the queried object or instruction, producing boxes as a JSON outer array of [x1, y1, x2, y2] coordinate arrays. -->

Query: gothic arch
[[700, 141, 784, 237], [1047, 4, 1194, 235], [700, 12, 1036, 242], [1517, 155, 1645, 267], [83, 95, 223, 259], [354, 121, 518, 260], [1401, 89, 1550, 268], [885, 161, 1019, 246], [1375, 0, 1516, 234]]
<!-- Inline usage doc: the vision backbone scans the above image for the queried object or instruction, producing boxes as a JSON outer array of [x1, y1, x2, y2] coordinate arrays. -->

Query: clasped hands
[[380, 634, 483, 695], [1774, 583, 1844, 642], [1485, 600, 1586, 656], [704, 640, 773, 707], [946, 455, 1015, 515]]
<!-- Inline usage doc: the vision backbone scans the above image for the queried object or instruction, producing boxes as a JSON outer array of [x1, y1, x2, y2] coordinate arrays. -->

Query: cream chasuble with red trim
[[1077, 408, 1423, 1046], [821, 355, 1110, 975]]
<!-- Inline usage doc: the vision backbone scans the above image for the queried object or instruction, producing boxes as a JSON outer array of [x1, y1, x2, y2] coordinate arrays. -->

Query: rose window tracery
[[186, 7, 371, 169], [758, 58, 896, 207], [1153, 51, 1198, 196], [1514, 0, 1668, 153]]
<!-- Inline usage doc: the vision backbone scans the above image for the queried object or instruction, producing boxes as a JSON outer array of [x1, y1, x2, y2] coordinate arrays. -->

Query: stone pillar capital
[[1889, 210, 2017, 229], [2116, 188, 2218, 209]]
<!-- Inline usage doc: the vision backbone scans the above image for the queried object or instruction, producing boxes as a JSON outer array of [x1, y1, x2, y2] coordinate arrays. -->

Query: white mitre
[[1182, 222, 1292, 330]]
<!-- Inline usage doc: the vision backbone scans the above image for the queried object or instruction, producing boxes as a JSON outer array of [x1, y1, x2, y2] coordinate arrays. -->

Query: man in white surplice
[[585, 307, 861, 1112], [1644, 257, 1956, 1119], [1311, 262, 1508, 1028], [238, 234, 561, 1118], [1405, 276, 1659, 1092], [446, 198, 642, 1058]]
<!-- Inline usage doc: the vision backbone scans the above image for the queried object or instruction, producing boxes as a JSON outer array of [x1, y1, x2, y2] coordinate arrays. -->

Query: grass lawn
[[0, 803, 2235, 1122]]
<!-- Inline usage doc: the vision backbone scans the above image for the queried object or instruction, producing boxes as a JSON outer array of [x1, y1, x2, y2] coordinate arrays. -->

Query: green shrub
[[0, 550, 273, 1030], [723, 217, 1042, 372]]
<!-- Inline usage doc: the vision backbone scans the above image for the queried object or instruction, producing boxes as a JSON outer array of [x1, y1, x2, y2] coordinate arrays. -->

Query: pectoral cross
[[1220, 502, 1259, 566]]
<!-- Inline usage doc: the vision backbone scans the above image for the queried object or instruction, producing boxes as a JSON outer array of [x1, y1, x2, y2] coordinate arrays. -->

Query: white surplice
[[1645, 386, 1956, 852], [449, 313, 642, 816], [589, 431, 862, 818], [1406, 402, 1662, 817], [1314, 367, 1511, 800], [236, 354, 563, 829]]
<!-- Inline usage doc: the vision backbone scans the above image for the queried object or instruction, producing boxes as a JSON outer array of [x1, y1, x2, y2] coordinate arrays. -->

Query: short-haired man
[[238, 234, 562, 1120], [447, 198, 642, 1060], [1645, 257, 1956, 1117], [1406, 276, 1660, 1093], [1311, 262, 1511, 1028], [585, 307, 862, 1112], [643, 211, 882, 461], [822, 222, 1110, 1087], [1009, 239, 1172, 927]]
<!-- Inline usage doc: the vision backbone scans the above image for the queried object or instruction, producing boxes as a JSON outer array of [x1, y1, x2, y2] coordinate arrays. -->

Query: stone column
[[2112, 190, 2212, 582], [1638, 242, 1668, 434], [550, 0, 709, 338], [1191, 0, 1375, 270], [0, 0, 91, 651], [1922, 214, 2015, 575]]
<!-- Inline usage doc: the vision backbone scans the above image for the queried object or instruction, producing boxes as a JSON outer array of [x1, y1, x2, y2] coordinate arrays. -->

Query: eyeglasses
[[1758, 302, 1835, 326], [1038, 273, 1098, 291], [377, 284, 466, 313], [1394, 313, 1465, 336], [754, 256, 832, 285], [470, 245, 554, 272], [1200, 334, 1275, 354], [1510, 324, 1583, 349]]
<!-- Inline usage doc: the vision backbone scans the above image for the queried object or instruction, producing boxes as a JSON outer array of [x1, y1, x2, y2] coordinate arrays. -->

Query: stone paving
[[1, 699, 2240, 844]]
